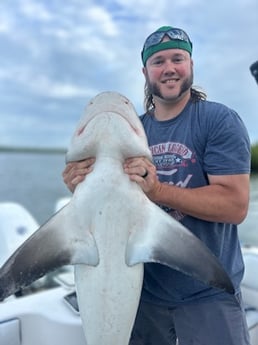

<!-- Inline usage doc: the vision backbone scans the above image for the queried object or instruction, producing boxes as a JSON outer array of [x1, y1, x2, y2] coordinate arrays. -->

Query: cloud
[[0, 0, 257, 148], [19, 0, 53, 21]]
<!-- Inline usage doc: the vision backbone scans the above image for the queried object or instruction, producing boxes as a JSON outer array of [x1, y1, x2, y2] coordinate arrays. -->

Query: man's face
[[143, 48, 193, 104]]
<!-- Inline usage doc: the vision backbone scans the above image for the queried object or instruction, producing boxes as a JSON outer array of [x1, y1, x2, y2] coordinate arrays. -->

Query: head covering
[[141, 26, 193, 66]]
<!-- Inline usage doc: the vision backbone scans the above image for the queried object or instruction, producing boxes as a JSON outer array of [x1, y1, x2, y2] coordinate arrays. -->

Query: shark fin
[[0, 203, 99, 301], [126, 201, 234, 294]]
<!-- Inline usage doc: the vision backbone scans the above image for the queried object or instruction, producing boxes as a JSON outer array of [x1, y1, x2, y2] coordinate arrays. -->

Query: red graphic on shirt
[[150, 142, 196, 220]]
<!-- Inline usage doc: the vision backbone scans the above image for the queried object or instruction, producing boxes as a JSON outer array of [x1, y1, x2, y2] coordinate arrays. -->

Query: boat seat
[[0, 287, 86, 345], [241, 251, 258, 345], [0, 202, 39, 267], [55, 197, 71, 212]]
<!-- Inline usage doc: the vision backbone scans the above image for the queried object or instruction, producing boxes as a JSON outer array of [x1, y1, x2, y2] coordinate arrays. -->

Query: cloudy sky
[[0, 0, 257, 149]]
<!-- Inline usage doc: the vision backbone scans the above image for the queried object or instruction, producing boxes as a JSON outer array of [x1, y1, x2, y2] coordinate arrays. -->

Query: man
[[63, 26, 251, 344]]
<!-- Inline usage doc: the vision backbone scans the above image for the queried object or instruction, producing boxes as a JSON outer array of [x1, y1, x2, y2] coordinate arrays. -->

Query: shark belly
[[75, 254, 143, 345], [74, 158, 144, 345]]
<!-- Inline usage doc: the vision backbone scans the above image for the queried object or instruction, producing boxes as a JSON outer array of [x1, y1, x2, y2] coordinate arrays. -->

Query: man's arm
[[123, 157, 250, 225], [63, 157, 249, 225]]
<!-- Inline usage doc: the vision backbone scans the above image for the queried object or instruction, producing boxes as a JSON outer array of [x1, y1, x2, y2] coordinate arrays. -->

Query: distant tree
[[251, 143, 258, 173]]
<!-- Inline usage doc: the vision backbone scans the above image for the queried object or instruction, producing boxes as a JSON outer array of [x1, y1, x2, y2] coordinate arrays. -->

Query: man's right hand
[[62, 158, 96, 193]]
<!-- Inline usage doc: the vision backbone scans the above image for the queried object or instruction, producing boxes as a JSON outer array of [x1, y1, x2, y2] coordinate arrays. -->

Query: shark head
[[66, 91, 152, 163]]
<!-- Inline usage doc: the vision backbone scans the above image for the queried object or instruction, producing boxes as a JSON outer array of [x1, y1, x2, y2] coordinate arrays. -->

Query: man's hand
[[62, 158, 95, 193], [123, 157, 162, 201]]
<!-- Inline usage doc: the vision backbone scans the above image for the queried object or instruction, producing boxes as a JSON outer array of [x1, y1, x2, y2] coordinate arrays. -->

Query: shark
[[0, 91, 234, 345]]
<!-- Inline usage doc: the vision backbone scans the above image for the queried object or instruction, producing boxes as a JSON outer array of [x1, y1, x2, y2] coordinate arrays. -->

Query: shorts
[[129, 293, 250, 345]]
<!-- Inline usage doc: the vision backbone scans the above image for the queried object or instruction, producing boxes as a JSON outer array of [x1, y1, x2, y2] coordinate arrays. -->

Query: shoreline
[[1, 145, 258, 173], [0, 146, 66, 155]]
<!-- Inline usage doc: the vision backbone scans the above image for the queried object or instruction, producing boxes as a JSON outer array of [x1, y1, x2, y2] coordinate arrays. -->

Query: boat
[[0, 201, 257, 345], [241, 245, 258, 345]]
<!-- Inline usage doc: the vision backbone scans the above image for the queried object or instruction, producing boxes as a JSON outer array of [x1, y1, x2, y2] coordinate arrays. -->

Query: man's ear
[[142, 66, 147, 78]]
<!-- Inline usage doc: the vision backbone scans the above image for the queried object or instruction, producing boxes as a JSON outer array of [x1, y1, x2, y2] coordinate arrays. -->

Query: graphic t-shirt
[[140, 99, 250, 306]]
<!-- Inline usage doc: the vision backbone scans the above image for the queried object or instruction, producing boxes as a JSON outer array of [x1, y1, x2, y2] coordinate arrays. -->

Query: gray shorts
[[129, 292, 250, 345]]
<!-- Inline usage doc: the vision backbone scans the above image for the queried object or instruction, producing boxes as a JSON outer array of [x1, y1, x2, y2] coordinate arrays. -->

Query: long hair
[[143, 83, 207, 112]]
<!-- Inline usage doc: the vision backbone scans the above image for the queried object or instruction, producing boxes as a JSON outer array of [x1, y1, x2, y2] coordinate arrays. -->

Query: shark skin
[[0, 92, 234, 345]]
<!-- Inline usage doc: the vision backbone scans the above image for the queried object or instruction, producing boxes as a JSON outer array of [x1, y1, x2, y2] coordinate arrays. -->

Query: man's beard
[[146, 69, 193, 102]]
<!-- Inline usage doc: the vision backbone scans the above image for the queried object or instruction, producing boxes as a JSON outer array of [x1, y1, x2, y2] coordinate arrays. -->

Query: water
[[239, 175, 258, 246], [0, 151, 257, 246], [0, 151, 70, 224]]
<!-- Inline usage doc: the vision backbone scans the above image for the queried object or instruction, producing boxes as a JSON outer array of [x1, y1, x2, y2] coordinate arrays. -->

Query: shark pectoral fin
[[126, 202, 234, 294], [0, 204, 99, 301], [69, 231, 99, 266]]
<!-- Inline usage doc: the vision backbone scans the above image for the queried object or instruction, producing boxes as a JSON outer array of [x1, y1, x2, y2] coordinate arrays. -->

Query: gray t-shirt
[[140, 98, 251, 306]]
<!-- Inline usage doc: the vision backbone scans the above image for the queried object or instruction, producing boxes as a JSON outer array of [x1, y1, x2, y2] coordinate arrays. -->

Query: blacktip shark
[[0, 92, 234, 344]]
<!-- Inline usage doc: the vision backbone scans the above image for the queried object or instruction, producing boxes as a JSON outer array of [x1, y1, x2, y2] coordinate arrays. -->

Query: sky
[[0, 0, 257, 149]]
